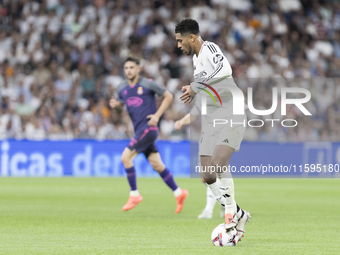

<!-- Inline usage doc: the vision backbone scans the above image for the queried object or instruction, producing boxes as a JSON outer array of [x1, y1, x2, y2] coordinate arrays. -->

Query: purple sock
[[159, 168, 178, 191], [126, 166, 137, 191]]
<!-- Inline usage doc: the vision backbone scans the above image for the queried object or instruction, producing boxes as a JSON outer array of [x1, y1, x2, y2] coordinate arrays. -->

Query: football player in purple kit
[[110, 57, 188, 213]]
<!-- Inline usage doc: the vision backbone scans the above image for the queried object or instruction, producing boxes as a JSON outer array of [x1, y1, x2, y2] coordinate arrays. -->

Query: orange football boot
[[175, 189, 188, 213], [122, 195, 143, 211]]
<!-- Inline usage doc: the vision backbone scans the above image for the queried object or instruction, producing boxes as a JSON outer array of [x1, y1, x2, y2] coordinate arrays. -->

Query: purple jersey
[[116, 76, 166, 134]]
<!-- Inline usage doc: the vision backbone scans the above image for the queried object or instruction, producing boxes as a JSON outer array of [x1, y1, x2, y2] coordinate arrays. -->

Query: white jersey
[[191, 41, 244, 120], [191, 42, 247, 155], [192, 41, 232, 82]]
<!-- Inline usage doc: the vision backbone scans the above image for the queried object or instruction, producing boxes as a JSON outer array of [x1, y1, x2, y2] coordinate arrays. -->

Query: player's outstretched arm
[[147, 90, 173, 126]]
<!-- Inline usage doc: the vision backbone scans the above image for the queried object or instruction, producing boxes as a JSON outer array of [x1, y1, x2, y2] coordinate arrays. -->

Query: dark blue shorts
[[127, 127, 159, 158]]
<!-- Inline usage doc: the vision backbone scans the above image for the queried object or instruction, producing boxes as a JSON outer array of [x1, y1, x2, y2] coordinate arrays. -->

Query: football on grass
[[211, 223, 238, 246]]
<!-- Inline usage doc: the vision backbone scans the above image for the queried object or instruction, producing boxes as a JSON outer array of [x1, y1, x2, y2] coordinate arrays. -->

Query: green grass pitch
[[0, 178, 339, 255]]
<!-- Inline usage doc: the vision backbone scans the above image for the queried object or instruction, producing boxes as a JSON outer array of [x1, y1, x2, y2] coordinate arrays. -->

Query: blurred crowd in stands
[[0, 0, 339, 142]]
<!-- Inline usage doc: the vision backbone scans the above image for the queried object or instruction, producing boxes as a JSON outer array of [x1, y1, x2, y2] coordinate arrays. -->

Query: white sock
[[236, 206, 243, 220], [217, 173, 236, 215], [173, 187, 182, 197], [208, 181, 224, 206], [217, 178, 237, 214], [204, 185, 217, 213], [130, 190, 140, 197]]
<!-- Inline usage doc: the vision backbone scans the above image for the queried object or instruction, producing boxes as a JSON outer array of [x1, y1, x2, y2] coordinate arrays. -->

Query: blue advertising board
[[0, 140, 339, 177]]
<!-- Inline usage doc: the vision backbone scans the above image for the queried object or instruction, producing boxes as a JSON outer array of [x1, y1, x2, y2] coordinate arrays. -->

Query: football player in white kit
[[175, 19, 250, 242]]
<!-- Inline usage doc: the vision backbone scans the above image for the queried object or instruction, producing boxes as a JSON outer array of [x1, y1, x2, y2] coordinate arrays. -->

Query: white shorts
[[199, 114, 247, 156]]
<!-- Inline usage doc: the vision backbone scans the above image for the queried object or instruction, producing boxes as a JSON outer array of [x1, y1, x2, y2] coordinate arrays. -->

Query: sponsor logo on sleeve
[[213, 54, 224, 64]]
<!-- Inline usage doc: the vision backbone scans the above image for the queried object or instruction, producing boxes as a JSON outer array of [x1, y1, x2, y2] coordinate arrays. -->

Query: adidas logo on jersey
[[222, 139, 229, 143]]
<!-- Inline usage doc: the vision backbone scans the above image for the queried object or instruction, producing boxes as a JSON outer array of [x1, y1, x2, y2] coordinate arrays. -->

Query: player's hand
[[180, 85, 196, 103], [109, 98, 120, 108], [174, 120, 183, 130], [179, 85, 191, 103], [146, 114, 159, 126]]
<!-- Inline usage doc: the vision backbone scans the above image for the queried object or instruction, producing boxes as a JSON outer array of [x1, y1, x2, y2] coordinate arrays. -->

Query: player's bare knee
[[121, 155, 132, 167], [151, 161, 165, 172]]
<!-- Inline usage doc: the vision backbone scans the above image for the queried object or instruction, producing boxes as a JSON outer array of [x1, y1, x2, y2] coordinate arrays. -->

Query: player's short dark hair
[[175, 19, 200, 35], [124, 56, 140, 65]]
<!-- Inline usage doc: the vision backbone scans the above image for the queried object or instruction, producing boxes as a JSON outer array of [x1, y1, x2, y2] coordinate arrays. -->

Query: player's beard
[[186, 45, 193, 55], [128, 74, 137, 82]]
